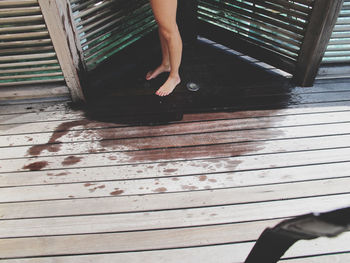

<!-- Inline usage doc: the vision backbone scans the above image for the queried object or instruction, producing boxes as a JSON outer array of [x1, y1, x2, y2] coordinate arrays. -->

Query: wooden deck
[[1, 75, 350, 262]]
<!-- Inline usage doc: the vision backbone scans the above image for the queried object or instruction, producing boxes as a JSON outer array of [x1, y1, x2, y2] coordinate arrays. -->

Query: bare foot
[[156, 75, 181, 96], [146, 64, 171, 80]]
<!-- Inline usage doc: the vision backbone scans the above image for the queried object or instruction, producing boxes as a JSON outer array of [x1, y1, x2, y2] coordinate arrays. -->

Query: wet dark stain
[[110, 188, 124, 195], [153, 187, 167, 193], [23, 161, 48, 171], [27, 120, 90, 156], [62, 156, 83, 166], [163, 169, 178, 173], [182, 185, 198, 190], [89, 184, 106, 193], [199, 175, 207, 181], [28, 144, 62, 156]]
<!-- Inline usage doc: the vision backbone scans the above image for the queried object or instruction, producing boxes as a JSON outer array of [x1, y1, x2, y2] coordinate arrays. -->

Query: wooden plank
[[294, 0, 345, 86], [1, 78, 349, 116], [2, 124, 350, 160], [1, 154, 349, 193], [0, 195, 349, 259], [0, 99, 347, 130], [0, 78, 64, 88], [1, 110, 350, 147], [0, 101, 70, 115], [0, 59, 59, 69], [38, 0, 85, 103], [281, 253, 350, 262], [0, 39, 52, 48], [2, 140, 350, 175], [0, 0, 38, 7], [0, 7, 41, 16], [0, 31, 49, 41], [0, 15, 43, 24], [1, 239, 350, 263], [0, 66, 61, 75], [0, 220, 277, 257], [0, 77, 348, 114], [0, 52, 56, 62], [0, 167, 349, 205]]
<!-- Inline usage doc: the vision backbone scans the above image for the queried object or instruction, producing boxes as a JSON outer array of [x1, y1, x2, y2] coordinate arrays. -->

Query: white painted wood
[[38, 0, 85, 102], [0, 223, 350, 261], [1, 158, 349, 193], [1, 165, 350, 202], [0, 85, 68, 102], [281, 253, 350, 262]]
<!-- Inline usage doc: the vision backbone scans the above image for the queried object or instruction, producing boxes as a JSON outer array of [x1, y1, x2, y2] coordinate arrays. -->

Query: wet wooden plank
[[1, 164, 350, 202], [1, 102, 350, 137], [2, 110, 350, 148], [0, 163, 349, 219], [1, 88, 350, 125], [1, 124, 350, 159], [2, 138, 350, 174], [1, 159, 349, 199]]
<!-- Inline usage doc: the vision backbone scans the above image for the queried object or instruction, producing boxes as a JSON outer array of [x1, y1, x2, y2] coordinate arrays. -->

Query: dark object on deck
[[244, 206, 350, 263]]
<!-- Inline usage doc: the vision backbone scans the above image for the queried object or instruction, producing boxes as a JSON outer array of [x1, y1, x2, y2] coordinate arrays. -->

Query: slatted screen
[[323, 0, 350, 64], [0, 0, 64, 87], [70, 0, 157, 71], [197, 0, 315, 71]]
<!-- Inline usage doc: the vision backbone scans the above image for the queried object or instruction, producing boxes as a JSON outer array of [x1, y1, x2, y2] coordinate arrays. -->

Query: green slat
[[0, 1, 64, 87], [70, 0, 157, 71]]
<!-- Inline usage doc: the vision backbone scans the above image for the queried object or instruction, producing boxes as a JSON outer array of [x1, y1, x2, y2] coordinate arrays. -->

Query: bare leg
[[146, 29, 171, 80], [149, 0, 182, 96]]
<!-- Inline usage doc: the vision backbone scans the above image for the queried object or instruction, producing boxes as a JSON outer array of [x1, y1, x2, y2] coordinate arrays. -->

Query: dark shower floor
[[83, 34, 294, 124]]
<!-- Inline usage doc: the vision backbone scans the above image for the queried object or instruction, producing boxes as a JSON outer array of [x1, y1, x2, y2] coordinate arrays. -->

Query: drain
[[186, 82, 200, 92]]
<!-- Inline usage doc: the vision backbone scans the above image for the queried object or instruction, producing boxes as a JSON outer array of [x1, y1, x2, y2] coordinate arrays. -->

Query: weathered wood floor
[[1, 76, 350, 262]]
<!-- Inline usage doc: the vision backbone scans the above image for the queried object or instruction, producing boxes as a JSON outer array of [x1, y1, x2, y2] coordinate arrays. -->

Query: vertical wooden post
[[38, 0, 86, 103], [293, 0, 344, 86]]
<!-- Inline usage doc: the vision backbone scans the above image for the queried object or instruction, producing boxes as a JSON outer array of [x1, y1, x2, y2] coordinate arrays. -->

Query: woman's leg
[[149, 0, 182, 96], [146, 29, 171, 80]]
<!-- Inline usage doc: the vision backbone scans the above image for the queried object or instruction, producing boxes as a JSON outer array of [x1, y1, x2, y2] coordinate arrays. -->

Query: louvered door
[[196, 0, 344, 85], [323, 0, 350, 64], [69, 0, 157, 71], [0, 0, 64, 87]]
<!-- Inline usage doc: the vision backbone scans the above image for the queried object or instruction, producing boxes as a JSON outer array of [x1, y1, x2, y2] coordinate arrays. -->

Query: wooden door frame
[[38, 0, 86, 103], [293, 0, 345, 86]]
